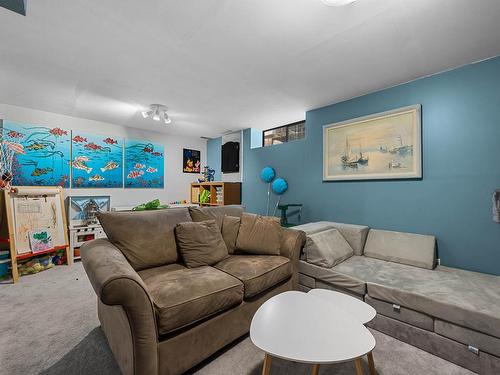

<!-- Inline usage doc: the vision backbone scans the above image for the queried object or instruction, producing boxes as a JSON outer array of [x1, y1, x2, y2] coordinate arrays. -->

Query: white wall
[[0, 103, 206, 207]]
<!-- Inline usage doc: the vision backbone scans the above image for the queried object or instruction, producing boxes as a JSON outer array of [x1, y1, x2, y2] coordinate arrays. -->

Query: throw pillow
[[305, 228, 354, 268], [98, 208, 191, 271], [221, 215, 240, 254], [188, 205, 244, 229], [175, 220, 229, 268], [236, 212, 281, 255]]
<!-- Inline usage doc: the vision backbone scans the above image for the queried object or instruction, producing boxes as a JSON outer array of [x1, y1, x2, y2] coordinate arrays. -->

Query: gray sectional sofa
[[294, 221, 500, 374]]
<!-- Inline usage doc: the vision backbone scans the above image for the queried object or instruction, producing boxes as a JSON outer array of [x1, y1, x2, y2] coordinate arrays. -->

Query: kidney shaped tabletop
[[250, 291, 375, 364]]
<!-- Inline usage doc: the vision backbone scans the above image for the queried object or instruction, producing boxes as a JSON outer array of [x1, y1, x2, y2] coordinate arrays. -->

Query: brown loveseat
[[81, 205, 305, 375]]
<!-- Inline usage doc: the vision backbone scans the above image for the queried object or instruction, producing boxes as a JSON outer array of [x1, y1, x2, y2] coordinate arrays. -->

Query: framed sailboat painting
[[323, 105, 422, 181]]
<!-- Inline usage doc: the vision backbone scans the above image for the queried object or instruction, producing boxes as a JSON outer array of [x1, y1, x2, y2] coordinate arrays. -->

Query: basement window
[[263, 121, 305, 147]]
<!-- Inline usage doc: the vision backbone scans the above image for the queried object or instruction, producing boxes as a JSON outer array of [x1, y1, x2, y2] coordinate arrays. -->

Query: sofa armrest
[[81, 239, 158, 374], [280, 228, 306, 289]]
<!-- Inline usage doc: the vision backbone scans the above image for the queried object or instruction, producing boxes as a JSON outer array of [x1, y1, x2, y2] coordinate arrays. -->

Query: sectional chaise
[[294, 221, 500, 374]]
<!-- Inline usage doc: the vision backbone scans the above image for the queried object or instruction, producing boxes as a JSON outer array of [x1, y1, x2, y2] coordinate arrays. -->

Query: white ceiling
[[1, 0, 500, 137]]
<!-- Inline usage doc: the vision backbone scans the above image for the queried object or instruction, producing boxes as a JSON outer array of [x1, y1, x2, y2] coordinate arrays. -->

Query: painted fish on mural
[[72, 156, 93, 173], [134, 163, 145, 169], [84, 142, 109, 152], [26, 142, 47, 151], [7, 130, 24, 139], [31, 167, 54, 176], [72, 135, 87, 143], [146, 167, 158, 173], [151, 151, 163, 156], [143, 146, 153, 153], [127, 170, 144, 179], [103, 137, 118, 145], [89, 174, 105, 181], [49, 127, 68, 137], [100, 161, 119, 172]]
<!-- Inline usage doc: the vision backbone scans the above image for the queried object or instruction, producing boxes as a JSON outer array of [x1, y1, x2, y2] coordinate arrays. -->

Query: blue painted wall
[[238, 56, 500, 275], [207, 137, 222, 180]]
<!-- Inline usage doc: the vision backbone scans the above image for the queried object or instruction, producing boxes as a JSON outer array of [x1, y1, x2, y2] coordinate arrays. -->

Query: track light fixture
[[142, 104, 172, 124]]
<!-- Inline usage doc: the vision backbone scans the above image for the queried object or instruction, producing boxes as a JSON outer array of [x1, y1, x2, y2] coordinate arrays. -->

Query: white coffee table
[[250, 290, 376, 375], [308, 288, 376, 324]]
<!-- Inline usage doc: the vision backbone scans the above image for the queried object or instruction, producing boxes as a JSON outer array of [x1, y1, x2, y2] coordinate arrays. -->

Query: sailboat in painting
[[341, 138, 368, 168], [389, 135, 413, 156]]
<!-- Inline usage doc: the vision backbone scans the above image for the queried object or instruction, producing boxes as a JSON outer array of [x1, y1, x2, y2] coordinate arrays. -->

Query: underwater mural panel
[[1, 120, 71, 187], [71, 133, 123, 188], [125, 139, 164, 188]]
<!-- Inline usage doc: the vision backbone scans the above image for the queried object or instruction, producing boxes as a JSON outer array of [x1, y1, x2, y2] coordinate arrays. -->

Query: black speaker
[[221, 141, 239, 173]]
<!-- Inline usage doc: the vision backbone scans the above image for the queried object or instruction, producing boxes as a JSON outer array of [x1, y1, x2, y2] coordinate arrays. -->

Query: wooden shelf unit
[[190, 182, 241, 206]]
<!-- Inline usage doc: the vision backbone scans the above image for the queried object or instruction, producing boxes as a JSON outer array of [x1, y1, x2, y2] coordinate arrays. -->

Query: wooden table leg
[[11, 256, 19, 283], [367, 352, 376, 375], [311, 364, 320, 375], [262, 353, 272, 375], [354, 358, 364, 375]]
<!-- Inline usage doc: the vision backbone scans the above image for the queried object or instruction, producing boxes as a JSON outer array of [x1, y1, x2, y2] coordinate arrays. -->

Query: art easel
[[3, 186, 70, 283]]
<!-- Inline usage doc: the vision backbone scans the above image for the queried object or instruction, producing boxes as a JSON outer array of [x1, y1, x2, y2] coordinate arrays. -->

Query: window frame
[[262, 120, 305, 147]]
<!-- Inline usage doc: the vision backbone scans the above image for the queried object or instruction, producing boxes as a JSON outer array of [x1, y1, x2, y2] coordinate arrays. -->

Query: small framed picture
[[183, 149, 201, 173]]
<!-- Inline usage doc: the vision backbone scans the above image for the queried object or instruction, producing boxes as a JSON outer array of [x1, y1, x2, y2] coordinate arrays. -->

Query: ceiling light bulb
[[164, 117, 172, 124], [141, 111, 148, 118], [321, 0, 357, 6], [152, 114, 160, 121]]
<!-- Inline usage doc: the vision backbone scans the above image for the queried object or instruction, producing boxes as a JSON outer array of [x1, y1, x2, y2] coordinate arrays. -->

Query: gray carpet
[[0, 263, 476, 375]]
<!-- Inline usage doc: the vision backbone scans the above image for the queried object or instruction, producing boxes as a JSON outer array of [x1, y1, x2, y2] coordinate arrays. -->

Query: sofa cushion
[[364, 229, 436, 269], [302, 253, 500, 340], [221, 215, 240, 254], [175, 220, 228, 268], [298, 259, 366, 295], [342, 257, 500, 339], [98, 208, 192, 271], [305, 228, 353, 268], [236, 213, 281, 255], [368, 314, 481, 373], [364, 294, 434, 331], [214, 255, 291, 298], [293, 221, 369, 256], [138, 264, 244, 335], [435, 319, 500, 358], [189, 205, 244, 229]]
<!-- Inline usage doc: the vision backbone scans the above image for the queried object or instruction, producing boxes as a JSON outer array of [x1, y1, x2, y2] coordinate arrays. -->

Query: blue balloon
[[272, 178, 288, 195], [260, 166, 276, 183]]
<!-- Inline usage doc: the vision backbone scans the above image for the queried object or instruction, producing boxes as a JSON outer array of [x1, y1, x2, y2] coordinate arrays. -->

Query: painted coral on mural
[[1, 121, 71, 187]]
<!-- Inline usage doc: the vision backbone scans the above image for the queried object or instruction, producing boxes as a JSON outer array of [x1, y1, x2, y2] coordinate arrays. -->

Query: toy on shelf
[[199, 190, 211, 204], [169, 200, 188, 205], [198, 166, 215, 183]]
